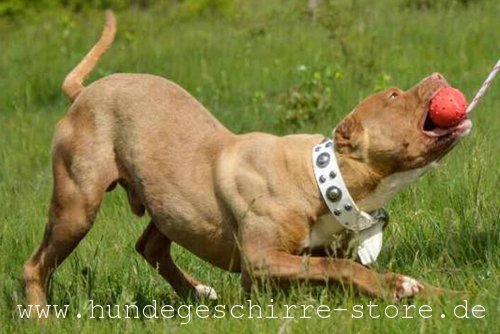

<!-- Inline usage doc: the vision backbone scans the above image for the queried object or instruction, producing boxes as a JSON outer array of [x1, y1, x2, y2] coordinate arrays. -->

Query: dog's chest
[[357, 164, 434, 211], [306, 164, 435, 250], [308, 214, 347, 249]]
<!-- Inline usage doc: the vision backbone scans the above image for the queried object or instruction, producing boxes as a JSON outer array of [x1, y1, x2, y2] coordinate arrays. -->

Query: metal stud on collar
[[316, 153, 330, 168], [326, 186, 342, 202]]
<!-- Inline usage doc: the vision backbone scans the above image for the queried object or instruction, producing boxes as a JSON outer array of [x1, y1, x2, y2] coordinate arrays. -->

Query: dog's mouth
[[421, 111, 472, 139], [420, 89, 472, 140]]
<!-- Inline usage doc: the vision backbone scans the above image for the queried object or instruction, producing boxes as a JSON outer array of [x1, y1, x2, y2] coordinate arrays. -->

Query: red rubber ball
[[429, 87, 468, 128]]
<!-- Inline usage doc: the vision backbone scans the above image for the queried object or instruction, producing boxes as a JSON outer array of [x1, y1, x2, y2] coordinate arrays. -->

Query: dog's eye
[[388, 91, 399, 100]]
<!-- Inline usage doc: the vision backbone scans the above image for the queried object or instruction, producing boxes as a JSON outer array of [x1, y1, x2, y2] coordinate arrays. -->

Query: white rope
[[466, 59, 500, 114]]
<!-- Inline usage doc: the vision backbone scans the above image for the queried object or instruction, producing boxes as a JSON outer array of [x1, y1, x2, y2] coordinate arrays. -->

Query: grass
[[0, 0, 499, 332]]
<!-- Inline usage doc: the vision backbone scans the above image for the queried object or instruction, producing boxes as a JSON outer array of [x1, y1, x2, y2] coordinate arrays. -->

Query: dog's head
[[334, 73, 472, 177]]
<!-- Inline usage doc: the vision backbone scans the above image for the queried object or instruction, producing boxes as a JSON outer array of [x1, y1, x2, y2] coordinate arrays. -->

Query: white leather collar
[[312, 137, 384, 264]]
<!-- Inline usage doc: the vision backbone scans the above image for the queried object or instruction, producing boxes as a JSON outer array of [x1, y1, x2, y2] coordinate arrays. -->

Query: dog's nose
[[430, 72, 443, 80], [425, 72, 449, 86]]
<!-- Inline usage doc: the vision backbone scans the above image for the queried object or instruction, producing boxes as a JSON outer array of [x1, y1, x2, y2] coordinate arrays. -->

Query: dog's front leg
[[239, 214, 426, 301], [240, 243, 426, 302]]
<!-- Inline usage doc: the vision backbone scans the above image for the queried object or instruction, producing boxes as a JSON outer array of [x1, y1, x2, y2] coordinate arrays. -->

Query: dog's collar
[[312, 137, 385, 264], [312, 137, 379, 231]]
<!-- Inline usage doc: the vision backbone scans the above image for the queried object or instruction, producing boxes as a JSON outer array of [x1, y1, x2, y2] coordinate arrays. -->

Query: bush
[[278, 65, 344, 130]]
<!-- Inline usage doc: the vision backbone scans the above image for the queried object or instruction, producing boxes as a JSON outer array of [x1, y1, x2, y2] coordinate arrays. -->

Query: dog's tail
[[62, 10, 116, 102]]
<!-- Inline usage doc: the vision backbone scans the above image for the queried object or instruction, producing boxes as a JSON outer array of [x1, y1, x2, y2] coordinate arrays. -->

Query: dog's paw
[[393, 275, 423, 302], [195, 284, 218, 300]]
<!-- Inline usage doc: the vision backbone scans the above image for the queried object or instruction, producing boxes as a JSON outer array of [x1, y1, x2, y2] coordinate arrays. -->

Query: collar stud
[[316, 153, 330, 168], [326, 186, 342, 202]]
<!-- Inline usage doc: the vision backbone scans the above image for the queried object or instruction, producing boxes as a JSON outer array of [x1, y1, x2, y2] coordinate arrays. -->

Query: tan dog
[[24, 11, 472, 306]]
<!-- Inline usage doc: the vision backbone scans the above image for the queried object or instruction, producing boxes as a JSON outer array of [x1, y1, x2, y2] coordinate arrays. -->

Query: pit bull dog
[[23, 11, 472, 306]]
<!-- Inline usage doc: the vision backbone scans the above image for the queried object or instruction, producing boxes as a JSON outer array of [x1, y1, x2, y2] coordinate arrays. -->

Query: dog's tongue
[[429, 87, 468, 128]]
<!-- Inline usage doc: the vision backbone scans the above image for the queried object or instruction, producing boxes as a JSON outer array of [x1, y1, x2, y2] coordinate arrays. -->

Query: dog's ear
[[333, 116, 365, 156]]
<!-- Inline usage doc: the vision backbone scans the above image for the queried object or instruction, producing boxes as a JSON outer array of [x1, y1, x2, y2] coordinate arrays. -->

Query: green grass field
[[1, 0, 499, 332]]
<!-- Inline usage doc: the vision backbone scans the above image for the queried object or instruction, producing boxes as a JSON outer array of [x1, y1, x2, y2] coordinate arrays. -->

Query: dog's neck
[[283, 135, 383, 218], [300, 137, 434, 215], [336, 156, 381, 203]]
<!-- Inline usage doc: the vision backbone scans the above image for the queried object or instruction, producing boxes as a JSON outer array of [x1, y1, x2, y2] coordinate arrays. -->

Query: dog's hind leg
[[136, 222, 218, 300], [23, 120, 118, 306]]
